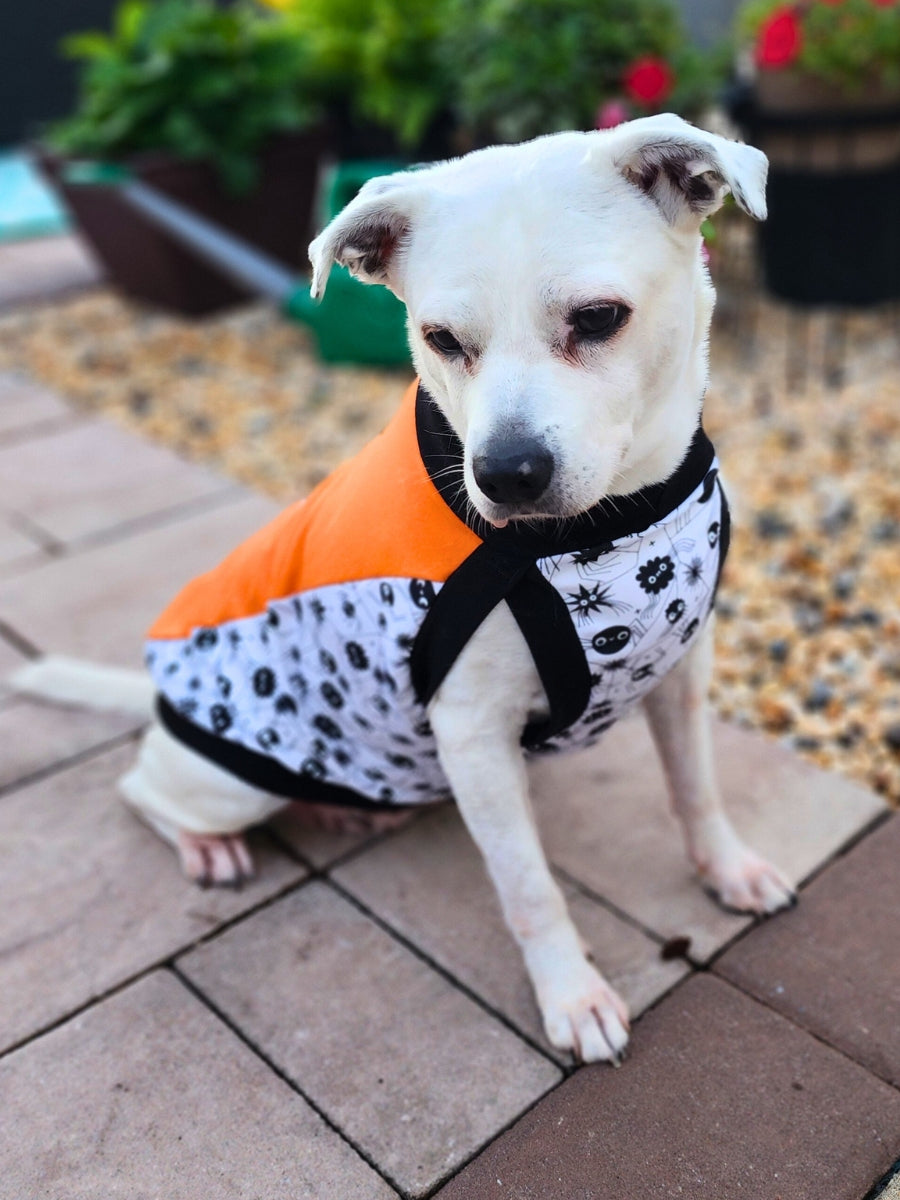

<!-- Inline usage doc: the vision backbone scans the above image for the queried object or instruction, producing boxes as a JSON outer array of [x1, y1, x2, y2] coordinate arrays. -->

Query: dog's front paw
[[177, 830, 255, 888], [526, 941, 630, 1063], [693, 816, 795, 915]]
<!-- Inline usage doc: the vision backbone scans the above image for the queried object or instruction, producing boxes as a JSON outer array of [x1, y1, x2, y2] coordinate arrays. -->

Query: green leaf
[[59, 32, 115, 62]]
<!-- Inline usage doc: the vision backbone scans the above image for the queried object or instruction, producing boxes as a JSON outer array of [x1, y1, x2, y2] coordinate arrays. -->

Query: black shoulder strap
[[409, 543, 591, 747]]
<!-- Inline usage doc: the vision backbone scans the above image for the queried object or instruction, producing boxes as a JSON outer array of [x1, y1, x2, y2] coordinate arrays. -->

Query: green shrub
[[440, 0, 724, 144], [48, 0, 319, 193], [279, 0, 454, 151]]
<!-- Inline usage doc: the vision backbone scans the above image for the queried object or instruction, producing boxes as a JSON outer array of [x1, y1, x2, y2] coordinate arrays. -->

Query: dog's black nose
[[473, 439, 554, 506]]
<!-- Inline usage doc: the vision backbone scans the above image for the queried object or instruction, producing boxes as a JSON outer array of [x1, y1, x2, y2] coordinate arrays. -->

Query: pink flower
[[623, 57, 675, 106], [595, 99, 631, 129], [756, 7, 803, 68]]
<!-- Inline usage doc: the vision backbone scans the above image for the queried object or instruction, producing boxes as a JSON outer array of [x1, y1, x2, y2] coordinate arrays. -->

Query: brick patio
[[1, 252, 899, 1198]]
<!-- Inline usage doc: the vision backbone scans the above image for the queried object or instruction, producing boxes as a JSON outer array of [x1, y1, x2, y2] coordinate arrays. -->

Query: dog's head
[[309, 114, 766, 527]]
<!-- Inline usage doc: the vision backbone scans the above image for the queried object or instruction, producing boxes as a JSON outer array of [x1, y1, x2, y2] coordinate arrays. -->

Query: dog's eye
[[425, 328, 464, 358], [571, 305, 627, 340]]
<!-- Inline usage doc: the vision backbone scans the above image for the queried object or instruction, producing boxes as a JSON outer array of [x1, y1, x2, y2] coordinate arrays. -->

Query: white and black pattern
[[148, 465, 726, 806], [529, 469, 724, 756], [149, 576, 452, 805]]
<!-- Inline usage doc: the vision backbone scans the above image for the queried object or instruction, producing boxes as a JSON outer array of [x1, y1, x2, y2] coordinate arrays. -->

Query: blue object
[[0, 150, 70, 242]]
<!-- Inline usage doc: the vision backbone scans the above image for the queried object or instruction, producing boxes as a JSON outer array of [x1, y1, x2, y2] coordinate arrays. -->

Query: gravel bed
[[1, 273, 898, 805]]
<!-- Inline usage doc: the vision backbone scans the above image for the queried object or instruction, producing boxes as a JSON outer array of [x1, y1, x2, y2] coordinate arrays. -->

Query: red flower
[[595, 98, 631, 129], [756, 7, 803, 68], [623, 57, 674, 106]]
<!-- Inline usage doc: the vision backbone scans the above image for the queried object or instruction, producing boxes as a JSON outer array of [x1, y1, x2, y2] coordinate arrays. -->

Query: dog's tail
[[9, 655, 156, 718]]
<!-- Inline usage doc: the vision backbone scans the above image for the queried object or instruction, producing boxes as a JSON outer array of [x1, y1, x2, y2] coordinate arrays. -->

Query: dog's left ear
[[308, 171, 425, 300], [608, 113, 767, 228]]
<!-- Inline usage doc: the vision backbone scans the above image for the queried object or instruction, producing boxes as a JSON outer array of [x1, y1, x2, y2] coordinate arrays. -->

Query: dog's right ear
[[308, 172, 424, 300]]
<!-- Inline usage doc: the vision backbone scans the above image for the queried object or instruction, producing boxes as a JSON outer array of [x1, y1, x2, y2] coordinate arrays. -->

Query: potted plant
[[730, 0, 900, 305], [267, 0, 460, 161], [37, 0, 330, 315], [438, 0, 724, 147]]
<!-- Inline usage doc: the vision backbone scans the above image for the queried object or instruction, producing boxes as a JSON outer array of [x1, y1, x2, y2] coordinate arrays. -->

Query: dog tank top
[[147, 380, 729, 809]]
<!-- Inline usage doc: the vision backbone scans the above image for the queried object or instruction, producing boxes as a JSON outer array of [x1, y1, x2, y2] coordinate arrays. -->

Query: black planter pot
[[729, 85, 900, 307], [36, 126, 331, 317]]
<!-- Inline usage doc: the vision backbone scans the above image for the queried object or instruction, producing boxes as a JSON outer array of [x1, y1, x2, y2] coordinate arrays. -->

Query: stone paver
[[435, 974, 900, 1200], [0, 634, 28, 699], [0, 741, 305, 1053], [0, 515, 46, 573], [530, 714, 886, 961], [0, 373, 76, 440], [0, 418, 236, 547], [0, 234, 103, 310], [0, 970, 397, 1200], [334, 804, 688, 1056], [717, 814, 900, 1088], [179, 880, 561, 1198], [0, 491, 278, 664], [0, 696, 143, 791]]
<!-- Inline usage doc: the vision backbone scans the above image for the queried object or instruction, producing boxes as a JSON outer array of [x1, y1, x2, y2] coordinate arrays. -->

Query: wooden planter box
[[729, 80, 900, 307], [36, 126, 330, 317]]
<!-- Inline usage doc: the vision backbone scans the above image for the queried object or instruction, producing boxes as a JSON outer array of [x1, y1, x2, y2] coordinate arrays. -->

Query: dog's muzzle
[[473, 437, 554, 508]]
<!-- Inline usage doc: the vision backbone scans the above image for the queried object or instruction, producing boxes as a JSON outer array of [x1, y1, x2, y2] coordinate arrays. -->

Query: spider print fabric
[[528, 467, 725, 754], [148, 576, 450, 806], [147, 464, 726, 806]]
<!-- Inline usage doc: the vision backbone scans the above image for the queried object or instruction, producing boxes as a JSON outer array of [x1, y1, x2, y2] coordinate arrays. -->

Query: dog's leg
[[642, 619, 795, 914], [119, 723, 289, 887], [429, 604, 629, 1063]]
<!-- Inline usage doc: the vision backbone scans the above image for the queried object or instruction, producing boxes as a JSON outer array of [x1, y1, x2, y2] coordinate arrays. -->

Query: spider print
[[342, 598, 356, 619], [310, 598, 326, 623], [410, 579, 436, 610], [566, 582, 626, 621], [571, 542, 615, 566], [275, 694, 298, 714], [313, 714, 343, 740], [592, 625, 632, 655], [373, 667, 397, 692], [301, 757, 327, 780], [319, 649, 338, 675], [210, 704, 232, 733], [227, 629, 242, 648], [194, 628, 218, 650], [665, 598, 686, 624], [681, 617, 700, 643], [346, 641, 369, 670], [636, 555, 675, 595], [684, 557, 704, 587], [253, 667, 276, 697]]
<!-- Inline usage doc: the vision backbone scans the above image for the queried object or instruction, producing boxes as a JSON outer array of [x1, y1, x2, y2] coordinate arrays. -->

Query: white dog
[[14, 114, 794, 1064]]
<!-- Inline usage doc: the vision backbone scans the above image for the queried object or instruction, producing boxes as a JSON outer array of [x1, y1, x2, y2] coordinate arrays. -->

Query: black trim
[[506, 565, 592, 745], [412, 382, 715, 735], [157, 696, 417, 812], [710, 479, 732, 610], [415, 382, 714, 555]]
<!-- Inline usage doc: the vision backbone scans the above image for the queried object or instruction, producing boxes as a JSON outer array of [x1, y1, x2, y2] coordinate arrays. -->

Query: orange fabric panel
[[148, 381, 481, 640]]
